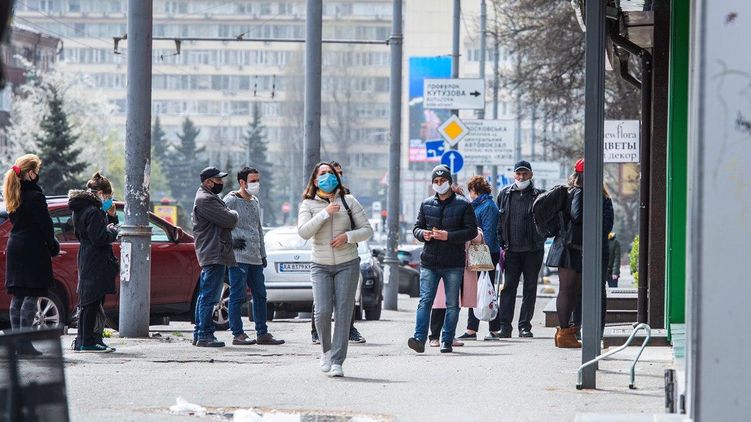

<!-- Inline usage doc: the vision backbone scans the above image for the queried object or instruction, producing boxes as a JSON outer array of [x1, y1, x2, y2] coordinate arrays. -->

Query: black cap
[[200, 167, 228, 182], [431, 165, 453, 184], [513, 160, 532, 172]]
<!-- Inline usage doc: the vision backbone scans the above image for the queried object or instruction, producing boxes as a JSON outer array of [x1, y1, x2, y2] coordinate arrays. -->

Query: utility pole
[[450, 0, 461, 181], [581, 0, 606, 389], [303, 0, 323, 175], [514, 55, 522, 163], [119, 0, 153, 337], [383, 0, 403, 311], [491, 28, 500, 197], [475, 0, 487, 176]]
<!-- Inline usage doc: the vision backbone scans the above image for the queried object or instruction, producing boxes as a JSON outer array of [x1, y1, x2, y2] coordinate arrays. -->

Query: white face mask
[[432, 182, 451, 195], [515, 179, 531, 190], [247, 182, 260, 195]]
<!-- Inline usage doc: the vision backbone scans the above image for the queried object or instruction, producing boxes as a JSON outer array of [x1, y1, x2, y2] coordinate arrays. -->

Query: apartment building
[[13, 0, 393, 204]]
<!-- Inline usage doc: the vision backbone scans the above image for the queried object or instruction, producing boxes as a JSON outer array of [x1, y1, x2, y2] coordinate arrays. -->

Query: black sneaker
[[519, 329, 534, 338], [312, 331, 320, 344], [407, 337, 425, 353], [484, 332, 503, 341], [457, 332, 478, 341], [498, 329, 512, 338], [349, 328, 366, 344], [440, 341, 453, 353], [195, 339, 225, 348]]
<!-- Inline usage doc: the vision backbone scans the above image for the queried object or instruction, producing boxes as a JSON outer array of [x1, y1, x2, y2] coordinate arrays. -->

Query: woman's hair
[[467, 175, 492, 196], [302, 162, 344, 200], [2, 154, 42, 213], [568, 171, 583, 188], [603, 186, 610, 198], [86, 171, 113, 195]]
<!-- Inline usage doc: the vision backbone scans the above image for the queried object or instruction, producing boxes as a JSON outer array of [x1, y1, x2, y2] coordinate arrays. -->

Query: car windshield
[[265, 231, 310, 251]]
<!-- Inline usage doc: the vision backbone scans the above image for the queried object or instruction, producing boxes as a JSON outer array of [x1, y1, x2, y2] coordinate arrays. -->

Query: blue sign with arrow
[[441, 150, 464, 174], [425, 140, 445, 159]]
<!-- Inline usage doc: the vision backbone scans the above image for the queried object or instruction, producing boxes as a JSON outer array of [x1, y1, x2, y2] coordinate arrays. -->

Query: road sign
[[425, 140, 446, 159], [438, 115, 470, 147], [281, 202, 291, 213], [441, 150, 464, 174], [529, 161, 563, 181], [460, 119, 515, 166], [424, 78, 485, 110], [604, 120, 640, 163]]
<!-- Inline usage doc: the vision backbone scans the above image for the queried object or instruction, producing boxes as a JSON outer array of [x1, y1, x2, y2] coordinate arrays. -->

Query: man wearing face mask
[[408, 165, 478, 354], [192, 167, 239, 347], [224, 167, 285, 346], [495, 160, 546, 338]]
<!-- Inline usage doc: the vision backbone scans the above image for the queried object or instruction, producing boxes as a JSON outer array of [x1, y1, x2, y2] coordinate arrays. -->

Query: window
[[149, 221, 170, 242], [50, 210, 77, 242], [69, 0, 81, 12]]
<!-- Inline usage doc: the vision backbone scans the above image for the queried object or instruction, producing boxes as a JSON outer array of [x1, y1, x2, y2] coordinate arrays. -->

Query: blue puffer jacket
[[471, 194, 500, 254]]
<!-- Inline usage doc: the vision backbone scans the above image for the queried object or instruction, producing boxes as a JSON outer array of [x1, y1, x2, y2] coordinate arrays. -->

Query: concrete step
[[602, 326, 670, 348], [575, 414, 686, 422], [543, 298, 638, 327]]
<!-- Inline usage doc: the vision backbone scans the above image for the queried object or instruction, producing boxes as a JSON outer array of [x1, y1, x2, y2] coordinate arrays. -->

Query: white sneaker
[[320, 351, 332, 373], [329, 364, 344, 377]]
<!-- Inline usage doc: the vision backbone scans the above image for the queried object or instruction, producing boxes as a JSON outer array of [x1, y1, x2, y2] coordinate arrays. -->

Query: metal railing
[[576, 322, 652, 390]]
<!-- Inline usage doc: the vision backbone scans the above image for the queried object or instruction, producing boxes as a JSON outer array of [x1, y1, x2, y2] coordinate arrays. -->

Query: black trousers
[[572, 253, 610, 335], [77, 298, 105, 347], [467, 252, 502, 332], [498, 250, 544, 332]]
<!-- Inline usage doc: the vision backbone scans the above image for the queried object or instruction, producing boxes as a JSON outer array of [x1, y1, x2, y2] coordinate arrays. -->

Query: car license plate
[[278, 262, 311, 273]]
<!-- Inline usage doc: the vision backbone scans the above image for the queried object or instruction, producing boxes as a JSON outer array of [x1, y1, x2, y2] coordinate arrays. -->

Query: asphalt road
[[59, 293, 671, 421]]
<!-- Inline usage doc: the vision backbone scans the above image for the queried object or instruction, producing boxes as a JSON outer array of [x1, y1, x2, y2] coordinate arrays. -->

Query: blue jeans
[[227, 263, 268, 337], [413, 267, 464, 344], [194, 264, 226, 342]]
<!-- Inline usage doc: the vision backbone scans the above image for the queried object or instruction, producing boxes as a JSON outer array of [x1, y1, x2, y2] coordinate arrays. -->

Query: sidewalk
[[62, 294, 672, 421]]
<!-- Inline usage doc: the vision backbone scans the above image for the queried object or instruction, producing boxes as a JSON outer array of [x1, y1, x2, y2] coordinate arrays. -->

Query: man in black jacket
[[408, 165, 478, 354], [496, 160, 545, 338]]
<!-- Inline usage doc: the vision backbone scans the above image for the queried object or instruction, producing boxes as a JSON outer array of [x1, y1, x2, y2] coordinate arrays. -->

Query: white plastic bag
[[473, 272, 499, 321]]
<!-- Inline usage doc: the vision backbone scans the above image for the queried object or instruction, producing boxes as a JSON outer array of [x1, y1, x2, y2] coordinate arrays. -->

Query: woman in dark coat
[[68, 172, 119, 353], [3, 154, 59, 354]]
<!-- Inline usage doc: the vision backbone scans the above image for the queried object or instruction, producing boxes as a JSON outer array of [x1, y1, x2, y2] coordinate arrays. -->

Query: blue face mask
[[317, 173, 339, 193], [101, 198, 114, 212]]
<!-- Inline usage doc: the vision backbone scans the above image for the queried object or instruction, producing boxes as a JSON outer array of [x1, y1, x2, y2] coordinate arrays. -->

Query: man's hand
[[107, 206, 117, 217], [330, 233, 349, 248], [325, 203, 341, 215], [262, 257, 268, 268], [432, 229, 449, 241], [233, 238, 247, 250], [423, 230, 434, 242]]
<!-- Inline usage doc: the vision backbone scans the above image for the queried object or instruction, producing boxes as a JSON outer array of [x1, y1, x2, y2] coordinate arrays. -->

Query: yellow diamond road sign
[[438, 115, 470, 147]]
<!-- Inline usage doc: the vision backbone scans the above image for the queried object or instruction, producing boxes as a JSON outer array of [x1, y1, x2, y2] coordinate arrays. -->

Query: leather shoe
[[440, 342, 453, 353], [256, 333, 285, 345], [498, 329, 512, 338], [519, 329, 534, 338], [408, 337, 425, 353], [195, 339, 225, 348]]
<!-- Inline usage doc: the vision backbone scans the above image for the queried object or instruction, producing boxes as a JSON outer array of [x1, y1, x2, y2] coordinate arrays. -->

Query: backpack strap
[[340, 195, 356, 230]]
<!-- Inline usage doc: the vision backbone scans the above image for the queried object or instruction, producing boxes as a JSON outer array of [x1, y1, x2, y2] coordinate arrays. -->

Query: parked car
[[220, 226, 383, 323], [0, 196, 202, 329], [397, 245, 423, 297]]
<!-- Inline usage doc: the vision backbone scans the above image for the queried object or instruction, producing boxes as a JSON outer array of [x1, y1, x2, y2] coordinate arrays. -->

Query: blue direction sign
[[441, 150, 464, 174], [425, 140, 446, 159]]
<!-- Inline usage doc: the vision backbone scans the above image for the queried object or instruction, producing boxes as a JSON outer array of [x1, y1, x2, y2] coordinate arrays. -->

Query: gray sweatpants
[[311, 257, 361, 365]]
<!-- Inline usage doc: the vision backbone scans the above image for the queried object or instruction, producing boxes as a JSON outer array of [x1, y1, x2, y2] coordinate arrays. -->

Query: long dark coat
[[5, 181, 59, 295], [68, 190, 118, 306]]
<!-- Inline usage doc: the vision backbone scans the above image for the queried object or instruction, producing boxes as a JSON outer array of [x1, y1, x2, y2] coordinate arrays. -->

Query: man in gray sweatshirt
[[224, 167, 285, 346]]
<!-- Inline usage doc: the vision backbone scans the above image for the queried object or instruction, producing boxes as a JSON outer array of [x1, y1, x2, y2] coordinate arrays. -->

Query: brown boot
[[554, 327, 561, 347], [557, 326, 582, 349]]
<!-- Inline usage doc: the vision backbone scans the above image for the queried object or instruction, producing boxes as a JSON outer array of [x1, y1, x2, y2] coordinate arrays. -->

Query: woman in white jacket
[[298, 162, 373, 377]]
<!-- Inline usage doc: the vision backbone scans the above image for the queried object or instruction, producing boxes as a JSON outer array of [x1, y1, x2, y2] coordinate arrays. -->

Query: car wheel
[[212, 282, 230, 331], [409, 275, 421, 298], [33, 290, 66, 329], [364, 302, 382, 321]]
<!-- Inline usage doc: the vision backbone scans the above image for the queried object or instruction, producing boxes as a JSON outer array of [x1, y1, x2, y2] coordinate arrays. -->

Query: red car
[[0, 196, 203, 329]]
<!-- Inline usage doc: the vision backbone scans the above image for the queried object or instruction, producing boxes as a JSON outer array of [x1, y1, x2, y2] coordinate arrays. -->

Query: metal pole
[[530, 106, 536, 161], [514, 55, 522, 163], [303, 0, 322, 175], [491, 30, 500, 196], [449, 0, 461, 181], [475, 0, 487, 177], [581, 0, 606, 389], [383, 0, 403, 311], [119, 0, 153, 338]]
